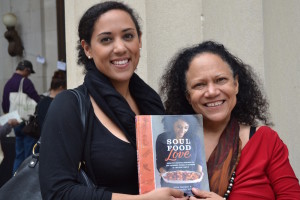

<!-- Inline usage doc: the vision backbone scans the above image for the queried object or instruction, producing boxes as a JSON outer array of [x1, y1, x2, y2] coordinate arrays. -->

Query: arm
[[155, 133, 168, 172], [0, 123, 12, 139], [23, 78, 40, 103], [39, 91, 111, 200], [2, 85, 10, 113], [267, 131, 300, 199], [39, 91, 188, 200], [0, 119, 19, 139]]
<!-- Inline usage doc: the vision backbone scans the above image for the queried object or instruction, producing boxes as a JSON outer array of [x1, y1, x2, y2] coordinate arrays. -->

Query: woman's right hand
[[142, 188, 189, 200]]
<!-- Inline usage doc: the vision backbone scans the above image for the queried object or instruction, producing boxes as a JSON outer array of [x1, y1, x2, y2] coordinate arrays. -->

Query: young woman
[[160, 40, 300, 199], [39, 1, 188, 200]]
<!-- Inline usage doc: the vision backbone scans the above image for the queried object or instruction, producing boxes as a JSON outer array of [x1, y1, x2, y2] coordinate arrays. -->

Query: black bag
[[0, 88, 95, 199], [22, 114, 40, 139]]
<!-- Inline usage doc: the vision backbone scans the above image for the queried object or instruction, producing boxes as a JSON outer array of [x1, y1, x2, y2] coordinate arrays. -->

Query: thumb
[[169, 188, 187, 198]]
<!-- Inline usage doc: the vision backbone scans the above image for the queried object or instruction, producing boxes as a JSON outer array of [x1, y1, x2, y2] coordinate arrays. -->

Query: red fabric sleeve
[[229, 126, 300, 200], [266, 130, 300, 199]]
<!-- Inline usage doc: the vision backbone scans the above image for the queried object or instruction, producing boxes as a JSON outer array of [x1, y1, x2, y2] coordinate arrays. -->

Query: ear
[[234, 75, 239, 95], [138, 32, 142, 49], [186, 91, 191, 105], [81, 40, 91, 58]]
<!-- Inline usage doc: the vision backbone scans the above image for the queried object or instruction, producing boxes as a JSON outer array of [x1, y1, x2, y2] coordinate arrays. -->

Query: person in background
[[1, 60, 40, 174], [36, 70, 66, 133], [0, 119, 19, 140], [0, 118, 19, 181], [160, 40, 300, 199], [39, 1, 188, 200]]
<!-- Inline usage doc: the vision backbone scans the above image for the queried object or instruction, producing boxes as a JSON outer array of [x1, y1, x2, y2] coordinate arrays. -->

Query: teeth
[[206, 101, 223, 107], [112, 59, 128, 65]]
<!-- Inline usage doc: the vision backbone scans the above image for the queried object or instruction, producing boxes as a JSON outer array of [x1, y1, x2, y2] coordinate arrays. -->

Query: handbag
[[9, 78, 37, 121], [0, 88, 95, 199], [22, 114, 40, 139]]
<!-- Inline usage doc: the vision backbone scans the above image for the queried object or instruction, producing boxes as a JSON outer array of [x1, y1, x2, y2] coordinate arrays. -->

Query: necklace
[[223, 170, 236, 199]]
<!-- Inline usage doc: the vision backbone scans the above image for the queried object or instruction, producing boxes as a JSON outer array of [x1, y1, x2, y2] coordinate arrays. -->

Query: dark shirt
[[39, 91, 138, 199], [2, 73, 40, 113], [91, 115, 139, 194], [36, 96, 53, 133], [156, 131, 204, 172]]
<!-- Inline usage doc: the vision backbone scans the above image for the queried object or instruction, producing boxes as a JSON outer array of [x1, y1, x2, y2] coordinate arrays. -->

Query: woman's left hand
[[189, 188, 224, 199]]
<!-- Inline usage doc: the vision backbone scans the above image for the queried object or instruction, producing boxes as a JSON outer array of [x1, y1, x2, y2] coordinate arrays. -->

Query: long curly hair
[[77, 1, 142, 72], [160, 41, 272, 126]]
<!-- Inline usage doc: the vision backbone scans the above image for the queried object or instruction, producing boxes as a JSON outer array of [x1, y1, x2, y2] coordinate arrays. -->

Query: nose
[[113, 38, 126, 54], [204, 83, 220, 97]]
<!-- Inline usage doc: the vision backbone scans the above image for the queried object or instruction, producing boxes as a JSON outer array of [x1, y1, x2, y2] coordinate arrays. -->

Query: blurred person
[[36, 70, 66, 133], [1, 60, 40, 174], [0, 119, 19, 140], [0, 118, 19, 186]]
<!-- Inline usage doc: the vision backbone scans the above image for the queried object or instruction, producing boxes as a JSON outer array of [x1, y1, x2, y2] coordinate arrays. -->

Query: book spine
[[136, 115, 155, 194]]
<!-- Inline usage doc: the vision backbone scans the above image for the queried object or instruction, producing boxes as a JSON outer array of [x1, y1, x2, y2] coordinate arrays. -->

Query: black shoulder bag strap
[[70, 87, 96, 188]]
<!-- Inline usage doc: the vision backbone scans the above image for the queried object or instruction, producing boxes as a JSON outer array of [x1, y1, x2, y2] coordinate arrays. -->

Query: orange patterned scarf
[[207, 117, 241, 196]]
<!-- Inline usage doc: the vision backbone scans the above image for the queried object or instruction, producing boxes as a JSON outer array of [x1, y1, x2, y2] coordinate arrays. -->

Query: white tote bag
[[9, 78, 37, 120]]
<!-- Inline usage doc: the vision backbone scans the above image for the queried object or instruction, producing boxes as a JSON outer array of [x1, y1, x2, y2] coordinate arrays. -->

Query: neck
[[49, 88, 63, 98], [111, 80, 140, 115], [111, 80, 131, 100], [15, 70, 25, 76], [203, 117, 231, 138]]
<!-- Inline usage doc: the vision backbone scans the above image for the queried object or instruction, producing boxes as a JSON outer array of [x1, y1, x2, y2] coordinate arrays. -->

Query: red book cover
[[136, 114, 209, 196]]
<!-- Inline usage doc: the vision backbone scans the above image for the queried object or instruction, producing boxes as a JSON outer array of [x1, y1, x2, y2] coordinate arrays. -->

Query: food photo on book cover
[[136, 114, 210, 196]]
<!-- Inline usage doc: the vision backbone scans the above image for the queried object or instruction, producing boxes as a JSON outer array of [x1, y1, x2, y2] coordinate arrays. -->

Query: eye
[[123, 33, 134, 41], [216, 77, 227, 84], [100, 37, 112, 44], [192, 82, 206, 90]]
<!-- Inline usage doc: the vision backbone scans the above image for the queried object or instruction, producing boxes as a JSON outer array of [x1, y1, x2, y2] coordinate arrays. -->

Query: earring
[[88, 56, 91, 59]]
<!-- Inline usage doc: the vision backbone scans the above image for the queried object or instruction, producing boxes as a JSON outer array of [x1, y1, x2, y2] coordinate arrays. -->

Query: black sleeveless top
[[249, 126, 256, 139], [90, 115, 139, 194]]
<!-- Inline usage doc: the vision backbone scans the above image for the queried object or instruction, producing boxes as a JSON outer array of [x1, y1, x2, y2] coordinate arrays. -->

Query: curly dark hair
[[162, 115, 202, 134], [77, 1, 142, 71], [160, 41, 272, 126]]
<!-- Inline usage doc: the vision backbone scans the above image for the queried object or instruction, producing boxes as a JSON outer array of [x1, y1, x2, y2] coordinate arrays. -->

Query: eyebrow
[[97, 28, 135, 36]]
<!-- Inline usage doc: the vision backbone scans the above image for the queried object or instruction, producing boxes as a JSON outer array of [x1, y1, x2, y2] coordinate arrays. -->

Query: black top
[[249, 126, 256, 139], [39, 84, 165, 200], [156, 131, 204, 171], [91, 115, 139, 194], [36, 96, 53, 133]]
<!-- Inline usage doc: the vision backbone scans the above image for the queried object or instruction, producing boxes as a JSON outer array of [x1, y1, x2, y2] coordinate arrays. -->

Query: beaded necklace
[[223, 170, 236, 199]]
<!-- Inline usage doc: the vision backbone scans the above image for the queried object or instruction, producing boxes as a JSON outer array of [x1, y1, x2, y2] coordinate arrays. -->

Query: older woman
[[160, 41, 300, 199]]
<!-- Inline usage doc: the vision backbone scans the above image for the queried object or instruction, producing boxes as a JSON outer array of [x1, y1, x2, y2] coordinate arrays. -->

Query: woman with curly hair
[[160, 41, 300, 199]]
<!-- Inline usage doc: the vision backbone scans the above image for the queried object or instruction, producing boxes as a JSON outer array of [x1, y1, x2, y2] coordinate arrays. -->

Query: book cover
[[136, 114, 209, 196]]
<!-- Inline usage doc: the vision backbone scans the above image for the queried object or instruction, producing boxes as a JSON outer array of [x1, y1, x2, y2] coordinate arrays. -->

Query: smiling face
[[82, 9, 141, 86], [185, 53, 239, 126], [173, 119, 189, 139]]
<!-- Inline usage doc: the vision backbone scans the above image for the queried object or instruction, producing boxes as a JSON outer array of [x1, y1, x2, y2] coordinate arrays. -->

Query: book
[[136, 114, 209, 196]]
